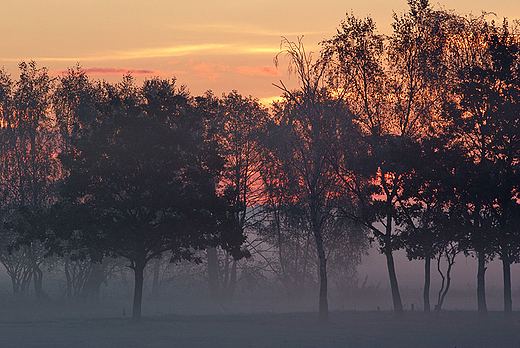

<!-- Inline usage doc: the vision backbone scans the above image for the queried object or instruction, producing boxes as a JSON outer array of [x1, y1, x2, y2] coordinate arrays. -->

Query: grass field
[[0, 309, 518, 348]]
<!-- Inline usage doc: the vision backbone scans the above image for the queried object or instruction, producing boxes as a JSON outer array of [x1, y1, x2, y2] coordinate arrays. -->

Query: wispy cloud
[[0, 56, 85, 63], [115, 44, 230, 60], [1, 43, 280, 64], [236, 66, 281, 77], [50, 67, 186, 76], [170, 23, 328, 38], [118, 44, 280, 59]]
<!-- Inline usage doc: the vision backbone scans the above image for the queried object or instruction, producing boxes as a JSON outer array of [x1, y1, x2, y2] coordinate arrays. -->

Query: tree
[[0, 62, 58, 299], [322, 0, 454, 313], [257, 156, 314, 299], [443, 16, 520, 316], [448, 19, 520, 316], [271, 37, 353, 322], [197, 90, 268, 300], [53, 64, 100, 153], [55, 76, 246, 320], [478, 22, 520, 317]]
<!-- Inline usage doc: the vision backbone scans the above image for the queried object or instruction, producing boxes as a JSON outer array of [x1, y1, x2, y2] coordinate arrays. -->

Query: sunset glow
[[1, 0, 519, 103]]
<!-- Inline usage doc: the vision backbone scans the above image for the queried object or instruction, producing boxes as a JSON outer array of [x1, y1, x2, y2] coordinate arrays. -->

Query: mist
[[1, 0, 520, 347]]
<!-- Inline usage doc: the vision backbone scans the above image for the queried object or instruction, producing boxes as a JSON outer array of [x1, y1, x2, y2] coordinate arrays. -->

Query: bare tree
[[271, 37, 349, 322]]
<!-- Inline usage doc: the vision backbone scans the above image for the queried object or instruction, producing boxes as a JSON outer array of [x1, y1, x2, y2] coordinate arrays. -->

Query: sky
[[1, 0, 519, 105]]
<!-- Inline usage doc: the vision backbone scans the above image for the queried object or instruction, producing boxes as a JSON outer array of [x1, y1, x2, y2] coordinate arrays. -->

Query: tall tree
[[322, 0, 454, 313], [447, 18, 520, 315], [272, 37, 352, 322], [197, 90, 268, 300], [55, 76, 246, 320], [0, 62, 58, 299]]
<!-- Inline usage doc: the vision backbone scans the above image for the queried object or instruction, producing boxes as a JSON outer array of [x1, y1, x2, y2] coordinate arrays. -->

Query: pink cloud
[[235, 66, 281, 77], [185, 60, 229, 80], [50, 67, 187, 76], [83, 67, 156, 75]]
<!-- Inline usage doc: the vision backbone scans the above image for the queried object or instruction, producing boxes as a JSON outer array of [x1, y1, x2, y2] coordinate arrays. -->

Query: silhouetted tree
[[448, 19, 520, 315], [55, 76, 246, 320], [271, 37, 353, 322], [0, 62, 58, 299], [197, 90, 268, 300], [322, 0, 456, 313], [442, 16, 520, 315]]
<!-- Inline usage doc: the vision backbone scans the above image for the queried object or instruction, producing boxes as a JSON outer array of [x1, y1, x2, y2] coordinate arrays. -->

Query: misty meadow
[[1, 1, 520, 346]]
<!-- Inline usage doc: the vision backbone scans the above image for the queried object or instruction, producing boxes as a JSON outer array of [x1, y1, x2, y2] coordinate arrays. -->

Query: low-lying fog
[[0, 246, 518, 348], [0, 244, 516, 321], [357, 247, 518, 311]]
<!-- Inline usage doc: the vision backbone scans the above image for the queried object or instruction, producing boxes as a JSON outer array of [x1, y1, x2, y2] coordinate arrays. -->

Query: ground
[[0, 308, 518, 348]]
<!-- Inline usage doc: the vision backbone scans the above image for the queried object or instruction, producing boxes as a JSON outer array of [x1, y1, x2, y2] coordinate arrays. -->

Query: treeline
[[1, 0, 520, 322], [0, 63, 367, 320]]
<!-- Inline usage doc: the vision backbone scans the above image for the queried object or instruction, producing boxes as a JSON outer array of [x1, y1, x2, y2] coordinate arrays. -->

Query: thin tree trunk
[[82, 262, 103, 300], [424, 254, 431, 313], [207, 247, 220, 300], [385, 243, 403, 313], [477, 250, 487, 315], [228, 260, 237, 300], [435, 250, 455, 312], [64, 257, 72, 299], [10, 272, 19, 296], [315, 232, 328, 323], [502, 257, 512, 316], [384, 214, 403, 314], [301, 231, 312, 296], [132, 259, 146, 321], [150, 258, 161, 300], [28, 245, 45, 300], [33, 266, 44, 299]]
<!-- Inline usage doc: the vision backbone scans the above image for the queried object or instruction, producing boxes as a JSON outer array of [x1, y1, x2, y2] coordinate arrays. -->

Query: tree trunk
[[132, 259, 146, 321], [28, 244, 45, 300], [383, 213, 403, 314], [11, 277, 18, 296], [64, 257, 72, 299], [82, 262, 104, 300], [384, 243, 403, 313], [435, 250, 455, 312], [33, 265, 44, 299], [207, 247, 220, 300], [477, 250, 487, 315], [228, 260, 237, 300], [315, 231, 328, 323], [150, 258, 161, 300], [502, 257, 512, 316], [424, 255, 431, 313]]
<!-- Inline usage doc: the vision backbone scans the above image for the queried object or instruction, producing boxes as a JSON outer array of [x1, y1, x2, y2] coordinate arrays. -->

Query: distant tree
[[0, 62, 58, 299], [54, 76, 246, 320], [257, 149, 315, 299], [53, 64, 100, 152], [196, 90, 268, 300], [0, 230, 33, 296]]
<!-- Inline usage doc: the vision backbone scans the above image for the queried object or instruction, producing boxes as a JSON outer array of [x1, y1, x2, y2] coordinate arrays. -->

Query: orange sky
[[1, 0, 518, 105]]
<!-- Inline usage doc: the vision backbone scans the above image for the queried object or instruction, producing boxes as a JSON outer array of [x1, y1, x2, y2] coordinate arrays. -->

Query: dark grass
[[0, 310, 519, 347]]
